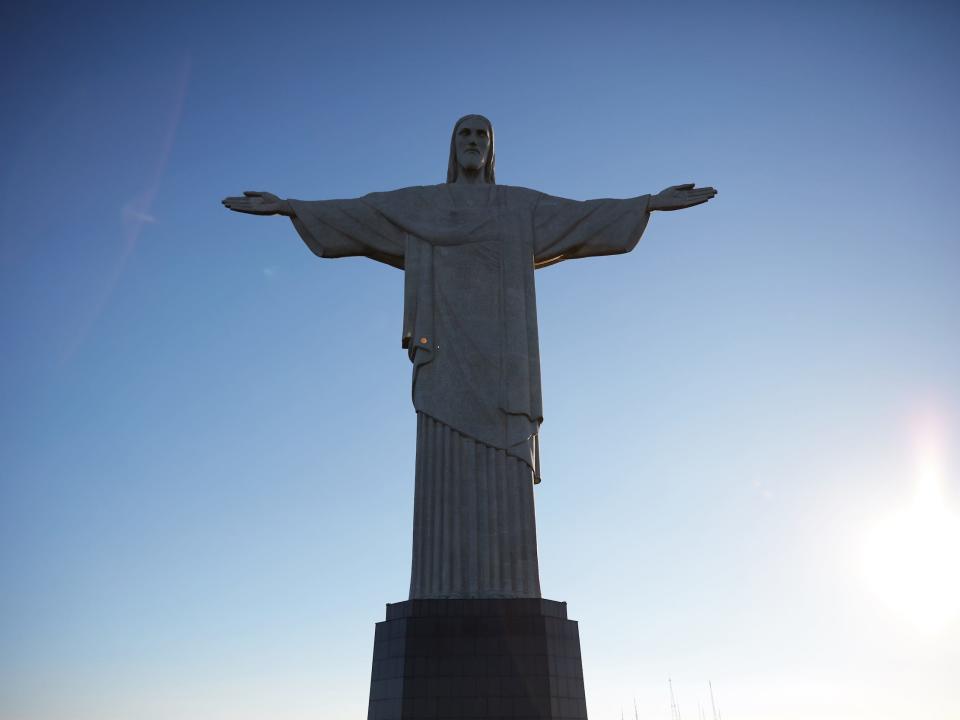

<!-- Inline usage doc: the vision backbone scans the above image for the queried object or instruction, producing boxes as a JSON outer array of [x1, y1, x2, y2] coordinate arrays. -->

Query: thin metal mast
[[709, 681, 720, 720], [669, 678, 681, 720]]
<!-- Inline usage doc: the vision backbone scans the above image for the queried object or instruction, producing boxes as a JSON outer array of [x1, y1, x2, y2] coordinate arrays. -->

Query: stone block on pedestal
[[367, 598, 588, 720]]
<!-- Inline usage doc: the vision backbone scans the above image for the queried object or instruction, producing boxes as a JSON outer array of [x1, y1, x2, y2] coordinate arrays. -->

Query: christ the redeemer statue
[[223, 114, 716, 601]]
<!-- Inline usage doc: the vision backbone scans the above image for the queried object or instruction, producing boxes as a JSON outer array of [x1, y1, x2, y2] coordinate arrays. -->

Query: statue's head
[[447, 114, 496, 184]]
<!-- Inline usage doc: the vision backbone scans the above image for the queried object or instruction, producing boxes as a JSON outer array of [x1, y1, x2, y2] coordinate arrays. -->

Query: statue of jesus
[[223, 114, 716, 601]]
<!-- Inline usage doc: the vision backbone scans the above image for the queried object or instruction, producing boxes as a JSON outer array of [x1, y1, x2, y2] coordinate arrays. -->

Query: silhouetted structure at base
[[368, 599, 588, 720]]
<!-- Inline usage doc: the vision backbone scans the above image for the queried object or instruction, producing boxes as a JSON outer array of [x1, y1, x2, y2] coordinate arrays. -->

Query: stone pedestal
[[367, 599, 588, 720]]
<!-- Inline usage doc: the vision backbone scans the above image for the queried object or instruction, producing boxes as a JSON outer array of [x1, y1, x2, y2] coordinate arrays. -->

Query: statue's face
[[455, 118, 491, 173]]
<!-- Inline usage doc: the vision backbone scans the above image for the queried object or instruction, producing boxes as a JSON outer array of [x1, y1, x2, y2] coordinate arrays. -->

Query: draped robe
[[289, 184, 650, 598]]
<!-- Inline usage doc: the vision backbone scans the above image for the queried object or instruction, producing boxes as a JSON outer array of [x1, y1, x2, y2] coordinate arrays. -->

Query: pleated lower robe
[[409, 413, 541, 599]]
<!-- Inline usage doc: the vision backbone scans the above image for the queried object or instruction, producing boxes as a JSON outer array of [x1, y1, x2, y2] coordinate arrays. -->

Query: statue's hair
[[446, 114, 496, 184]]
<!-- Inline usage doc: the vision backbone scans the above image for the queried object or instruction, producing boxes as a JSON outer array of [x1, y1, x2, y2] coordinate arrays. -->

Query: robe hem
[[414, 410, 542, 484]]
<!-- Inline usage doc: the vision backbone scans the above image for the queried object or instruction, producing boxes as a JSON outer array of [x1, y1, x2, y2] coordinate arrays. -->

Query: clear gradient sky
[[2, 2, 959, 719]]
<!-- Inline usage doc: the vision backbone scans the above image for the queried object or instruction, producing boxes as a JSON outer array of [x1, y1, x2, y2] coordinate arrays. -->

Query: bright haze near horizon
[[2, 2, 958, 719]]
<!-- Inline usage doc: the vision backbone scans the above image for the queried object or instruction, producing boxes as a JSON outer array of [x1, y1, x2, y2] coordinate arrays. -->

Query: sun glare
[[861, 423, 960, 633]]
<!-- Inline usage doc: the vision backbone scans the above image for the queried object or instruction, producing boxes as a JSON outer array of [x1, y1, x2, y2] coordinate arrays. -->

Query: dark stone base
[[367, 599, 588, 720]]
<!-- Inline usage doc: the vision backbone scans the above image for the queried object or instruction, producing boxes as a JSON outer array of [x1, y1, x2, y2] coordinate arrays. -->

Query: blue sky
[[2, 1, 959, 718]]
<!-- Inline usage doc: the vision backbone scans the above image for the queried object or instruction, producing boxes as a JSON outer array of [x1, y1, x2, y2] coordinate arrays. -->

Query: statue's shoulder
[[495, 185, 541, 204], [364, 184, 446, 207]]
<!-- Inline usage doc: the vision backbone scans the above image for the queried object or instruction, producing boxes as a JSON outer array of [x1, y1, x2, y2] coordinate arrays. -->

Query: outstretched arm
[[648, 183, 717, 211], [533, 193, 652, 267], [532, 182, 717, 268], [223, 188, 409, 269], [222, 191, 294, 216]]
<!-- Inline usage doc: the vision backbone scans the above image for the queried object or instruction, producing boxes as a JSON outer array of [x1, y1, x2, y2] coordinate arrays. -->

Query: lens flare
[[861, 421, 960, 633]]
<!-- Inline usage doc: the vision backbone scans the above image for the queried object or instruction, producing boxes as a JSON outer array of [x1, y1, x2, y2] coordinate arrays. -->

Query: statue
[[223, 115, 716, 601]]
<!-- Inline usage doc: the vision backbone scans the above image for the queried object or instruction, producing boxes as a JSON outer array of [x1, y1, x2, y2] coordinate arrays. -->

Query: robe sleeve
[[532, 192, 652, 269], [287, 193, 406, 270]]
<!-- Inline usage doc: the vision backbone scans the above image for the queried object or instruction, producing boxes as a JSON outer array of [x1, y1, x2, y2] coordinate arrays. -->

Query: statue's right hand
[[222, 191, 290, 216]]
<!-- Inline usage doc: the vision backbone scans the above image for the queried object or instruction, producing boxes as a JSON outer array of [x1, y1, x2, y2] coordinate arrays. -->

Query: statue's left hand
[[222, 191, 292, 216], [650, 183, 717, 211]]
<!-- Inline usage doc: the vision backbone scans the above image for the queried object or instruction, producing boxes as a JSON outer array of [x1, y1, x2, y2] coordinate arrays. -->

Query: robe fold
[[289, 183, 650, 598]]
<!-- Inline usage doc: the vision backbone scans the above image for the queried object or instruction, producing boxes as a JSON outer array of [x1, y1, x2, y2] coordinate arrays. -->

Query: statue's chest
[[414, 205, 529, 248]]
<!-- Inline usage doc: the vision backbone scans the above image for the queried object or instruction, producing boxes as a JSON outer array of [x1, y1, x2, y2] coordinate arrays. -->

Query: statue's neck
[[455, 168, 486, 185]]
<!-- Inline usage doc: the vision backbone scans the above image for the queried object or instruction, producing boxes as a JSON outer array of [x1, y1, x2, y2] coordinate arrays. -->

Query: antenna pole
[[669, 678, 681, 720]]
